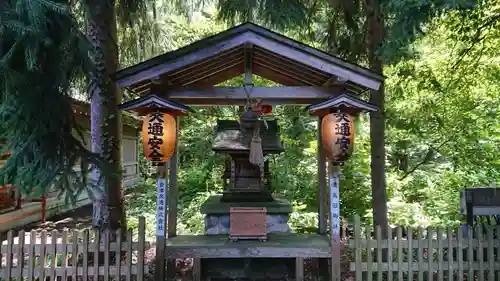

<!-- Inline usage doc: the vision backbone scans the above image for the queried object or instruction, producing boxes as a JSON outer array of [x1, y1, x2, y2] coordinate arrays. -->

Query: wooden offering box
[[229, 207, 267, 241]]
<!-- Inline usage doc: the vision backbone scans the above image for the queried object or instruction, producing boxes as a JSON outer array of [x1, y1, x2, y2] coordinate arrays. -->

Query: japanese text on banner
[[156, 178, 167, 236], [329, 174, 340, 238]]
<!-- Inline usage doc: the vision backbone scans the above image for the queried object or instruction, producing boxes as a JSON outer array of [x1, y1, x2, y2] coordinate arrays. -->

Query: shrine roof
[[112, 22, 384, 96]]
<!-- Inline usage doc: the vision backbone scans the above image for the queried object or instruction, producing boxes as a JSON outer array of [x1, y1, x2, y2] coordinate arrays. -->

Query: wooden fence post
[[62, 230, 68, 281], [467, 226, 473, 281], [16, 230, 25, 279], [487, 226, 494, 281], [0, 220, 150, 281], [417, 227, 424, 281], [82, 230, 89, 280], [5, 230, 13, 280], [40, 230, 47, 281], [407, 228, 413, 281], [116, 228, 122, 278], [126, 228, 133, 281], [104, 229, 110, 281], [366, 224, 372, 281], [29, 230, 36, 280], [397, 227, 403, 281], [375, 226, 382, 280], [347, 219, 500, 280], [457, 226, 463, 280], [72, 229, 78, 281], [477, 226, 484, 281], [387, 226, 392, 281], [353, 215, 361, 281], [93, 229, 100, 281], [447, 227, 453, 281]]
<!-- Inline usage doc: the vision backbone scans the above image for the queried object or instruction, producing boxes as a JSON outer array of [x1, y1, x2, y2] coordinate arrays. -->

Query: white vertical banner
[[329, 163, 342, 281], [156, 178, 167, 236], [329, 170, 340, 238]]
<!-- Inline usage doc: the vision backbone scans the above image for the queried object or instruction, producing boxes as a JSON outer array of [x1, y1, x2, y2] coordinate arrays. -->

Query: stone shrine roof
[[212, 119, 284, 153]]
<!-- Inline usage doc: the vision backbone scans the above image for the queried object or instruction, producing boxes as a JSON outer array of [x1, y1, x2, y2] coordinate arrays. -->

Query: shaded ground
[[1, 204, 94, 236]]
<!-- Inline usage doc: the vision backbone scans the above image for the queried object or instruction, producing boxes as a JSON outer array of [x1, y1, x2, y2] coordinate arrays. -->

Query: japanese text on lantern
[[329, 175, 340, 239], [334, 112, 351, 157], [148, 112, 165, 162], [156, 178, 167, 236]]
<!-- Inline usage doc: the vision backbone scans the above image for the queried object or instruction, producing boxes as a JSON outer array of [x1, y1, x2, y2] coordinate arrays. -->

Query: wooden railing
[[0, 217, 149, 281], [349, 215, 500, 281]]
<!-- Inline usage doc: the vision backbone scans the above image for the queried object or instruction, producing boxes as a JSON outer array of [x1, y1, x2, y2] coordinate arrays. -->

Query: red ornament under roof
[[260, 104, 272, 115]]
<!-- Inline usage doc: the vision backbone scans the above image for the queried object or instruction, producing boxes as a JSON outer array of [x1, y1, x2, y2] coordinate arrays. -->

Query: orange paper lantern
[[321, 112, 355, 162], [142, 111, 176, 163]]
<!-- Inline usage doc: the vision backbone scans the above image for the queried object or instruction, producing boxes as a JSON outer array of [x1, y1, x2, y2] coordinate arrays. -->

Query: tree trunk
[[366, 0, 389, 235], [88, 0, 125, 231]]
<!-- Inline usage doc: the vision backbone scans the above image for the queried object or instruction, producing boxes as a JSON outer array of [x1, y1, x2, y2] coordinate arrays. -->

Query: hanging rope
[[249, 123, 264, 168]]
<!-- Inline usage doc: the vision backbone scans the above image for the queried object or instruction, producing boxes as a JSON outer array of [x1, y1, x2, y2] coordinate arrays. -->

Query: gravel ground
[[1, 204, 94, 236]]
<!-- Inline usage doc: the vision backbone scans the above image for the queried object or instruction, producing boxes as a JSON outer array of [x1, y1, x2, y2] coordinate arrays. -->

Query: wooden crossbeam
[[323, 76, 348, 87], [149, 86, 350, 105]]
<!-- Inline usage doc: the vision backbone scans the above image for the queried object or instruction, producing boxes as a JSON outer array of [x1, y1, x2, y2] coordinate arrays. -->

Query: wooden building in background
[[0, 99, 141, 231]]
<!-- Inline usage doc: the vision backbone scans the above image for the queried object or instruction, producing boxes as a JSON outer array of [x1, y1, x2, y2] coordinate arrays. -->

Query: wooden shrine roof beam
[[113, 23, 384, 92], [151, 86, 348, 105]]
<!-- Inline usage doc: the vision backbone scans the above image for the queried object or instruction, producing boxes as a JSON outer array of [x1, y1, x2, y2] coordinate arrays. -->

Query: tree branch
[[399, 139, 452, 180], [450, 13, 500, 71]]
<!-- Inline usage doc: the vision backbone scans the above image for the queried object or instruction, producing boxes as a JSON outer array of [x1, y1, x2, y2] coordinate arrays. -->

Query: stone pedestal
[[200, 195, 293, 235]]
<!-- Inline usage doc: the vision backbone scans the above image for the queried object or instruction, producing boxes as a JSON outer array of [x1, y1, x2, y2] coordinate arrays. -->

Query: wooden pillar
[[166, 116, 180, 279], [329, 162, 341, 281], [192, 258, 201, 281], [318, 116, 327, 234], [167, 117, 179, 238], [41, 194, 46, 223], [296, 257, 304, 281], [466, 202, 474, 226], [154, 163, 168, 281], [317, 116, 330, 280]]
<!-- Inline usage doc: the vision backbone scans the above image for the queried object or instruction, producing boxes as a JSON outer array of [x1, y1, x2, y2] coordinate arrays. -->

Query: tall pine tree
[[0, 0, 99, 203], [0, 0, 156, 231]]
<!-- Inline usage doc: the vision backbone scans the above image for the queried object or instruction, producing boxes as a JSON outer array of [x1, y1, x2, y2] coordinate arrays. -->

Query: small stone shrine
[[200, 109, 296, 279], [201, 109, 293, 235]]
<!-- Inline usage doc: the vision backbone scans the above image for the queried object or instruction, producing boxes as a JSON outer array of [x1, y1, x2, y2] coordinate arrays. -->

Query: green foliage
[[177, 191, 214, 234], [124, 179, 158, 240], [267, 105, 318, 207], [0, 0, 105, 201], [288, 202, 318, 233], [380, 0, 478, 63], [124, 3, 499, 233], [382, 0, 500, 226], [2, 0, 497, 232], [215, 0, 308, 30], [0, 0, 162, 203]]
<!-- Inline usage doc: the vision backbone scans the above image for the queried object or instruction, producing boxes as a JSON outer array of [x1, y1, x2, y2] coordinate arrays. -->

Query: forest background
[[0, 0, 498, 239], [122, 0, 499, 240]]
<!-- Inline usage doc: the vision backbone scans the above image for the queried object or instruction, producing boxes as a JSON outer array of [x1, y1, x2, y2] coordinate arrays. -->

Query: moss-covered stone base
[[200, 195, 293, 214], [200, 195, 293, 235]]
